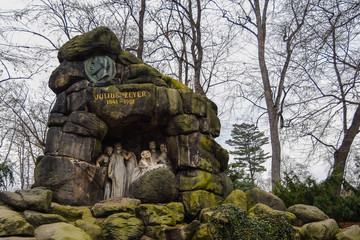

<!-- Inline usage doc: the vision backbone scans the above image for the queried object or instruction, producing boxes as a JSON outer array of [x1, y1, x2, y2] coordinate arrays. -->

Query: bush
[[206, 204, 295, 240], [274, 171, 360, 221]]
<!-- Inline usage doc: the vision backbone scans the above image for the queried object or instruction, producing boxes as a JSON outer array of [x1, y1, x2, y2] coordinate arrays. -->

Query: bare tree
[[219, 0, 311, 188], [284, 0, 360, 194]]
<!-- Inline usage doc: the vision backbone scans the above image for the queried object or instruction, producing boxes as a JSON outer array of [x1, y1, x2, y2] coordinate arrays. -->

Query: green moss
[[50, 204, 92, 222], [135, 204, 177, 226], [162, 75, 192, 91], [178, 170, 214, 192], [58, 26, 121, 62], [223, 190, 247, 211], [118, 50, 144, 65], [248, 203, 296, 223]]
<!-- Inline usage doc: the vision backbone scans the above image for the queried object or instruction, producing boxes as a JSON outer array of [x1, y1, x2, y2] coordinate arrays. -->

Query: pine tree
[[226, 123, 269, 189]]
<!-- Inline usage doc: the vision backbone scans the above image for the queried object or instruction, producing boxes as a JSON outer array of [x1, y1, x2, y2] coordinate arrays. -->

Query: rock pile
[[0, 188, 358, 239]]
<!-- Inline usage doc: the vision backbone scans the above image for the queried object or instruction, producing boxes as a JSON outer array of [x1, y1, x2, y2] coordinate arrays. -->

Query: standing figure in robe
[[96, 146, 113, 199], [122, 150, 137, 196], [108, 143, 126, 198]]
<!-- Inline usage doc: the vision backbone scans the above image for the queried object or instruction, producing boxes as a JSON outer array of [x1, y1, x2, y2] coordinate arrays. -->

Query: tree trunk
[[137, 0, 146, 60], [331, 104, 360, 194], [254, 0, 281, 189]]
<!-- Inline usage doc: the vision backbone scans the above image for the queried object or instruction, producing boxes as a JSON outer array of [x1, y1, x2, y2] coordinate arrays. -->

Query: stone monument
[[34, 27, 232, 209]]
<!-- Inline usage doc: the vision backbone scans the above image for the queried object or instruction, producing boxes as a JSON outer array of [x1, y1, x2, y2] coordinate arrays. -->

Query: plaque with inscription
[[84, 55, 116, 83]]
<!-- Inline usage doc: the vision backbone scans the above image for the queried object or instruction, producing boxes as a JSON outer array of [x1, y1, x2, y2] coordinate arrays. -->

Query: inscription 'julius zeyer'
[[94, 90, 147, 105]]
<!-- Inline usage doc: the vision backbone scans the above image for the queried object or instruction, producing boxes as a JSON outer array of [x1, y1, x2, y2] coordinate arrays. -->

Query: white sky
[[0, 0, 331, 188]]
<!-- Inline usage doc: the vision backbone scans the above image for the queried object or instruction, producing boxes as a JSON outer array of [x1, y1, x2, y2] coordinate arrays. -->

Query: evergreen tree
[[226, 123, 270, 189]]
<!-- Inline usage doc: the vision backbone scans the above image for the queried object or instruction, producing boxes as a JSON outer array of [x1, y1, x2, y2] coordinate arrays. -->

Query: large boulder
[[180, 190, 223, 218], [288, 204, 329, 226], [34, 222, 92, 240], [299, 219, 339, 240], [23, 210, 67, 227], [246, 188, 286, 211], [91, 197, 141, 218], [0, 206, 34, 237], [101, 212, 145, 240], [335, 225, 360, 240], [74, 218, 102, 240], [248, 203, 296, 223], [34, 156, 104, 205], [57, 26, 121, 63], [0, 187, 52, 212], [129, 168, 178, 203], [135, 203, 184, 226], [222, 190, 247, 211], [50, 203, 92, 222]]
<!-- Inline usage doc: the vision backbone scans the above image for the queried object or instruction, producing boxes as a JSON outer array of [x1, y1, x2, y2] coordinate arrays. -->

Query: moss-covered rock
[[125, 63, 166, 87], [156, 87, 183, 117], [129, 168, 178, 203], [49, 60, 87, 94], [335, 225, 360, 240], [58, 26, 121, 62], [180, 190, 223, 218], [101, 212, 145, 240], [50, 203, 92, 222], [248, 203, 296, 223], [207, 101, 220, 137], [165, 202, 185, 223], [177, 169, 228, 197], [34, 222, 92, 240], [161, 75, 192, 91], [223, 190, 247, 211], [23, 210, 67, 227], [299, 219, 339, 240], [162, 220, 200, 240], [74, 218, 102, 240], [118, 51, 144, 65], [88, 84, 157, 128], [246, 188, 286, 211], [288, 204, 329, 226], [135, 203, 182, 226], [0, 187, 52, 213], [166, 114, 199, 135], [0, 206, 34, 237], [192, 223, 215, 240], [92, 198, 141, 217], [180, 91, 207, 117], [167, 133, 224, 173]]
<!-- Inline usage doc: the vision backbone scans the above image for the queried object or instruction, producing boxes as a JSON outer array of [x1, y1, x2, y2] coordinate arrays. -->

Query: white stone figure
[[157, 143, 172, 170], [149, 141, 159, 160], [108, 143, 126, 198], [122, 150, 137, 196], [131, 150, 156, 183], [96, 146, 113, 200]]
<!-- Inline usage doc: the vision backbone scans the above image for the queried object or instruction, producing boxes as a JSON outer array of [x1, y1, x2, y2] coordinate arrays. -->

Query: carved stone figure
[[157, 143, 171, 170], [122, 150, 137, 196], [131, 150, 155, 183], [96, 146, 113, 199], [84, 55, 116, 83], [108, 143, 126, 198], [149, 141, 159, 160]]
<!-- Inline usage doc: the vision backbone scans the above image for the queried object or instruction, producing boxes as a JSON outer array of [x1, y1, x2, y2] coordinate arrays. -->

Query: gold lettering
[[116, 93, 120, 98], [142, 91, 146, 97], [129, 92, 133, 98], [111, 93, 115, 98], [125, 92, 128, 98], [99, 94, 103, 100]]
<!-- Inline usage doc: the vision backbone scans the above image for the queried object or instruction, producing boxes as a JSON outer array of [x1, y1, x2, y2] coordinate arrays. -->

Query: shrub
[[206, 204, 295, 240], [274, 171, 360, 221]]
